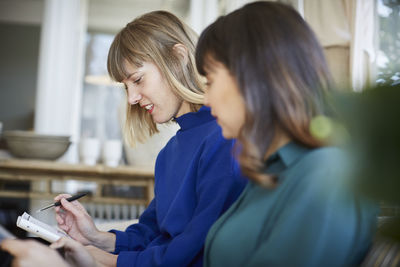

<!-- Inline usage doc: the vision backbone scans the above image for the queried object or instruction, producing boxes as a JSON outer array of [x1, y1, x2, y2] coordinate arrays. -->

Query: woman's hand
[[85, 245, 118, 267], [51, 237, 97, 267], [54, 194, 98, 246], [54, 194, 117, 251], [1, 238, 70, 267]]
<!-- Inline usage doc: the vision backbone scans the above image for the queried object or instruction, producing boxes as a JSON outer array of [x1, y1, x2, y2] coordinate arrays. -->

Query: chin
[[152, 115, 172, 124], [221, 130, 234, 139], [153, 118, 167, 124]]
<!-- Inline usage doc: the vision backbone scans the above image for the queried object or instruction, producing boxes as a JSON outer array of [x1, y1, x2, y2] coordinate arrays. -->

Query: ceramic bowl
[[3, 131, 71, 160]]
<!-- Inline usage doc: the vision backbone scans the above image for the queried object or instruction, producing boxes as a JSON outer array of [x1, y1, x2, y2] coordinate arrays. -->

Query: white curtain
[[189, 0, 219, 34], [304, 0, 375, 91], [208, 0, 376, 91]]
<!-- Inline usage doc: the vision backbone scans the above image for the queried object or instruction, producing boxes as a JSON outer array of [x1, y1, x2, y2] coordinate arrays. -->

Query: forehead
[[202, 54, 224, 75], [122, 59, 144, 78], [122, 60, 163, 80]]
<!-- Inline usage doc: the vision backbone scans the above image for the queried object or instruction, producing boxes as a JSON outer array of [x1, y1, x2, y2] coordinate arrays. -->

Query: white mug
[[102, 139, 122, 167], [79, 138, 100, 165]]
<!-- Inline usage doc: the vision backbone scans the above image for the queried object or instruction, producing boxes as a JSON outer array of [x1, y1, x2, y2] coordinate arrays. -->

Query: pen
[[36, 192, 88, 213]]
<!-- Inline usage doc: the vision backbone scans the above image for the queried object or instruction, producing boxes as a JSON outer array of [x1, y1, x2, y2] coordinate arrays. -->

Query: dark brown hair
[[196, 1, 333, 185]]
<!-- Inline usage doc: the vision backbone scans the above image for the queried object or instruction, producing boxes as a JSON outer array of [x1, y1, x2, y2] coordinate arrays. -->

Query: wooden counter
[[0, 159, 154, 206]]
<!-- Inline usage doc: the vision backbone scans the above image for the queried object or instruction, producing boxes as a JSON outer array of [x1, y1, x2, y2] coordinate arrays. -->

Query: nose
[[127, 86, 142, 105]]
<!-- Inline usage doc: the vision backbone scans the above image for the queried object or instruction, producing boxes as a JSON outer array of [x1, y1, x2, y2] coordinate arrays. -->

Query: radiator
[[83, 203, 145, 223]]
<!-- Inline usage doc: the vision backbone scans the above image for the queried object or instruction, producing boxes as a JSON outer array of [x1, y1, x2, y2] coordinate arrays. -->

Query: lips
[[143, 104, 154, 114]]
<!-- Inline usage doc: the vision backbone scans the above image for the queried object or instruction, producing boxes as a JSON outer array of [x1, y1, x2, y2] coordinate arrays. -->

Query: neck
[[175, 101, 192, 117], [264, 130, 292, 160]]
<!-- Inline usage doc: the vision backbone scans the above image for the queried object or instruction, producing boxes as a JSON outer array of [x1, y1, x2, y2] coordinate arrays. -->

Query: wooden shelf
[[0, 159, 154, 205]]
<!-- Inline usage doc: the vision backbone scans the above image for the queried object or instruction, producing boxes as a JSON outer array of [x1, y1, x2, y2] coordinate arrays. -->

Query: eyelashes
[[123, 76, 143, 90], [134, 76, 143, 84]]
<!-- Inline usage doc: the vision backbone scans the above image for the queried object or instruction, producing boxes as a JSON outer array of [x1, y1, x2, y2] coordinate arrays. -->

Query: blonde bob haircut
[[107, 11, 204, 145]]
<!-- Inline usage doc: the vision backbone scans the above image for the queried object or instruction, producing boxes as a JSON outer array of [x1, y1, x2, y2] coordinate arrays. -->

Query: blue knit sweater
[[110, 106, 247, 267]]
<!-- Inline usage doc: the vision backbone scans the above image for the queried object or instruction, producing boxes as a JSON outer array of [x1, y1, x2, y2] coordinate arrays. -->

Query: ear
[[173, 43, 189, 65]]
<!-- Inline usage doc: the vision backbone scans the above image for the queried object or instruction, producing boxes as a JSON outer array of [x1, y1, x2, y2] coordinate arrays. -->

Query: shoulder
[[300, 146, 347, 170], [200, 122, 236, 159], [195, 123, 241, 179], [287, 146, 351, 190], [158, 120, 235, 164], [204, 120, 233, 145], [294, 146, 347, 171]]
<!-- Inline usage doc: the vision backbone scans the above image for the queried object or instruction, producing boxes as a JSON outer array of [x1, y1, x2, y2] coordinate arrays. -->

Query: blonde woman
[[1, 11, 245, 267]]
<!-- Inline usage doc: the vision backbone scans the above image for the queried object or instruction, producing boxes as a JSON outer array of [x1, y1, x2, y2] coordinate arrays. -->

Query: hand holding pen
[[37, 192, 88, 213], [53, 192, 105, 247]]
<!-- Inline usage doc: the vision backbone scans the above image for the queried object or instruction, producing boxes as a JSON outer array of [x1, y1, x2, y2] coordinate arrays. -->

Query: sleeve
[[110, 199, 161, 253], [116, 137, 246, 267], [246, 153, 378, 267]]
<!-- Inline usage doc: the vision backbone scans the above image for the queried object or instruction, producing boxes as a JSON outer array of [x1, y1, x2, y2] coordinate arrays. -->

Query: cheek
[[204, 89, 216, 108], [203, 90, 210, 106], [235, 103, 246, 131], [226, 93, 246, 135]]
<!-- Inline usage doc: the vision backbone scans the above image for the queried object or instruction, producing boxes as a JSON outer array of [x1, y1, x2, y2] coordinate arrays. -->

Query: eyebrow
[[126, 71, 139, 80], [203, 56, 219, 75], [203, 63, 216, 76]]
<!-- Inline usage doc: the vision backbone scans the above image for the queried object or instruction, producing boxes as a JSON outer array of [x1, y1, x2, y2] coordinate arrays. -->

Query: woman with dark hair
[[195, 2, 377, 266]]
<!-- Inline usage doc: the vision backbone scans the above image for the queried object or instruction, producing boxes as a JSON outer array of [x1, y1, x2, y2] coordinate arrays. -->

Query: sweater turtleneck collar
[[174, 106, 215, 131]]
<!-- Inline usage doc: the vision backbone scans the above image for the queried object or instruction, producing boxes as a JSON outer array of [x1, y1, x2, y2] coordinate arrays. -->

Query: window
[[81, 32, 124, 141], [376, 0, 400, 85]]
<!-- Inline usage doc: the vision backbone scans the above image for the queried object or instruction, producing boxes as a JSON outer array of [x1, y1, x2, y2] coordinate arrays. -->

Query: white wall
[[0, 0, 189, 33]]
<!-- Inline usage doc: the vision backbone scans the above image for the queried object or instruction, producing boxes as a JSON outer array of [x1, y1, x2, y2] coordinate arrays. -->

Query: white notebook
[[16, 212, 68, 243]]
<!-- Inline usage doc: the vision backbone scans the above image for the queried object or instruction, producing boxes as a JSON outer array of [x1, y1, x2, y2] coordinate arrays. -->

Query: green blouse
[[204, 142, 378, 267]]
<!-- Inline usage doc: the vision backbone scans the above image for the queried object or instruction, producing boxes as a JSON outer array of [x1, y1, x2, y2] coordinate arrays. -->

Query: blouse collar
[[265, 142, 311, 173]]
